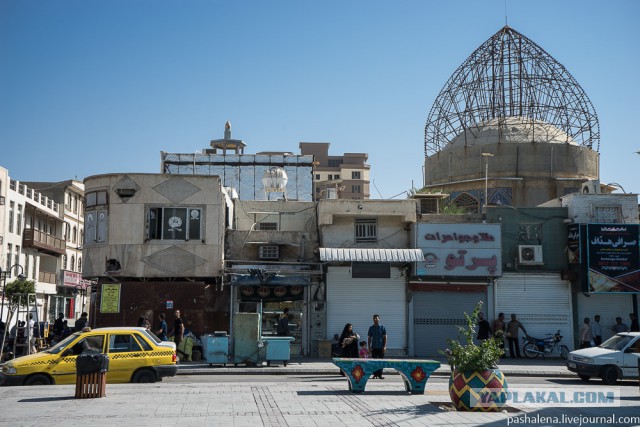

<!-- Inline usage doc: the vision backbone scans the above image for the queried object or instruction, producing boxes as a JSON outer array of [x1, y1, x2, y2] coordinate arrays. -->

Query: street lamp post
[[481, 153, 494, 215], [0, 264, 26, 322]]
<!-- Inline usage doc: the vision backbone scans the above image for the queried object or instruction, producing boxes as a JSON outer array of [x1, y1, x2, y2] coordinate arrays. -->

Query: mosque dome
[[425, 26, 599, 157]]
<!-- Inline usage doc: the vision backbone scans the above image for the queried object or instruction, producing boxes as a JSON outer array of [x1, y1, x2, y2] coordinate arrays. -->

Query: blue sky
[[1, 1, 639, 198]]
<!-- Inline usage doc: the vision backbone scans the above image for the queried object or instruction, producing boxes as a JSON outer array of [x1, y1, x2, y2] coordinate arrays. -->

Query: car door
[[49, 334, 106, 384], [106, 332, 146, 383], [621, 337, 640, 378]]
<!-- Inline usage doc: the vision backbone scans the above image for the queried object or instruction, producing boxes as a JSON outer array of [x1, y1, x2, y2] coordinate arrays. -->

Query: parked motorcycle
[[522, 330, 570, 359]]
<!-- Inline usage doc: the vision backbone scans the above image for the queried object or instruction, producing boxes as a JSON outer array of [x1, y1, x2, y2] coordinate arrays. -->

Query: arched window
[[63, 255, 68, 270], [78, 257, 82, 272], [73, 226, 77, 243], [452, 193, 480, 213], [70, 255, 75, 272]]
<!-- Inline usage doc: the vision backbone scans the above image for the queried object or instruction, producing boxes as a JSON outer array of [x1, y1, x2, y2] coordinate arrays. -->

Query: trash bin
[[261, 336, 295, 367], [75, 353, 109, 398], [202, 331, 229, 366]]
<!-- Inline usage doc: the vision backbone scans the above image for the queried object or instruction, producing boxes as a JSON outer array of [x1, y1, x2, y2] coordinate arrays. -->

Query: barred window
[[355, 218, 377, 243]]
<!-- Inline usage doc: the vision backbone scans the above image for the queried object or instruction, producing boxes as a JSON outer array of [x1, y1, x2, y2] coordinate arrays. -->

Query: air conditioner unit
[[518, 245, 543, 264], [258, 245, 279, 260]]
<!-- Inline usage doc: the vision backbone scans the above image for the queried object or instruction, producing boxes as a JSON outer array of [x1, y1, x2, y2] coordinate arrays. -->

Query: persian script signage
[[100, 283, 121, 313], [415, 224, 502, 277], [587, 224, 640, 293]]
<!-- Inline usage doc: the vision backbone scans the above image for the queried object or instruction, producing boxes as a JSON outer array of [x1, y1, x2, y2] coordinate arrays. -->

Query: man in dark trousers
[[506, 313, 527, 359], [277, 308, 290, 336], [477, 312, 491, 341], [367, 314, 387, 379], [171, 310, 184, 346]]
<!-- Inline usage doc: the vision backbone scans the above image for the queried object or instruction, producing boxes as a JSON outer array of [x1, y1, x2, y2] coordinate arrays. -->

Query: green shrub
[[4, 279, 36, 307]]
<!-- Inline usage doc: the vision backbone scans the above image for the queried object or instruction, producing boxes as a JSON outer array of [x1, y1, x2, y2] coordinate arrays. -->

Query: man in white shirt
[[591, 315, 602, 346], [27, 314, 37, 354]]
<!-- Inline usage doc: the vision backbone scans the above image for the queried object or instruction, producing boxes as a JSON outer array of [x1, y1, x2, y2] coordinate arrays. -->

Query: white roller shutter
[[576, 293, 634, 343], [413, 291, 485, 357], [327, 266, 406, 354], [496, 273, 573, 350]]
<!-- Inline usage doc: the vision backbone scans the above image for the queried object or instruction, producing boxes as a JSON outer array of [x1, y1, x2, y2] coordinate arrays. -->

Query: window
[[315, 174, 320, 180], [592, 206, 622, 223], [257, 222, 278, 231], [334, 174, 340, 180], [5, 244, 11, 271], [148, 207, 202, 241], [352, 262, 390, 278], [32, 256, 36, 278], [355, 218, 377, 243], [328, 159, 342, 167], [8, 201, 14, 233], [24, 254, 30, 279], [14, 246, 19, 268], [73, 335, 105, 355], [16, 205, 22, 236], [352, 171, 361, 179], [72, 226, 77, 243], [85, 210, 108, 244], [78, 257, 82, 272], [63, 255, 67, 270], [85, 190, 108, 208], [70, 256, 75, 272], [352, 185, 361, 193], [109, 334, 142, 353]]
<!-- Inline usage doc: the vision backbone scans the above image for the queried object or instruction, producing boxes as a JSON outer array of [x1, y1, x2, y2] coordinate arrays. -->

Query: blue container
[[202, 332, 229, 366], [261, 336, 295, 367]]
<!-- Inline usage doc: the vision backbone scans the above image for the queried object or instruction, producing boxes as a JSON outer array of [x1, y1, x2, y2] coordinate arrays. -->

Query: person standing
[[27, 314, 37, 354], [506, 313, 527, 359], [579, 318, 593, 348], [368, 314, 387, 379], [171, 310, 184, 346], [591, 315, 602, 346], [630, 313, 639, 332], [477, 312, 491, 341], [156, 313, 168, 341], [277, 308, 290, 336], [612, 317, 629, 334], [492, 312, 507, 357], [75, 312, 88, 331], [338, 323, 359, 358]]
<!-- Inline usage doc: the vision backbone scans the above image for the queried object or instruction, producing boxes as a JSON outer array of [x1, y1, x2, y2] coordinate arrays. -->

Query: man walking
[[171, 310, 184, 346], [367, 314, 387, 379], [156, 313, 168, 341], [492, 312, 507, 357], [630, 313, 639, 332], [579, 317, 592, 348], [506, 313, 527, 359], [591, 315, 602, 346]]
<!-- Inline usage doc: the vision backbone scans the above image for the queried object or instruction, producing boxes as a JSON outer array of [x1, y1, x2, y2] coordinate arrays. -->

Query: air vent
[[518, 245, 543, 264], [258, 245, 279, 260]]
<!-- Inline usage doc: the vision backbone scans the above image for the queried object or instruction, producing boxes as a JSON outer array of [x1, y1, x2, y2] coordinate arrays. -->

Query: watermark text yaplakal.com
[[469, 387, 620, 408], [507, 414, 640, 426]]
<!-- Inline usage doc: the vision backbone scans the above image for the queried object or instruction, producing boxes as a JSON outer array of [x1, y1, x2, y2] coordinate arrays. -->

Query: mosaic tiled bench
[[332, 358, 441, 394]]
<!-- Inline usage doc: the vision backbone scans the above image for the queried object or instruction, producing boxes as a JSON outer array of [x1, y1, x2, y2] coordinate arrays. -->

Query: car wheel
[[25, 374, 52, 386], [132, 369, 156, 383], [578, 374, 591, 381], [523, 343, 539, 358], [601, 366, 618, 385], [560, 345, 570, 360]]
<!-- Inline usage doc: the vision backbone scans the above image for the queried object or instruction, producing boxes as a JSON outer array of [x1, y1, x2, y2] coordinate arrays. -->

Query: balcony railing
[[39, 271, 57, 284], [23, 228, 66, 256]]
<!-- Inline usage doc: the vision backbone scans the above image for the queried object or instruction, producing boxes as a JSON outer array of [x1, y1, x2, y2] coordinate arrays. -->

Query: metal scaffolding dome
[[424, 26, 600, 157]]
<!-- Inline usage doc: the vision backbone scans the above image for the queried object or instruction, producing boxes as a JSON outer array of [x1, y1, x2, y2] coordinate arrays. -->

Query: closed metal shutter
[[496, 273, 573, 350], [413, 292, 485, 356], [576, 294, 633, 342], [327, 266, 406, 354]]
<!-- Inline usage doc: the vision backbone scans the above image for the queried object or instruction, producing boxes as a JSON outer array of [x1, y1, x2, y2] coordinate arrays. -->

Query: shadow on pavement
[[19, 396, 77, 403]]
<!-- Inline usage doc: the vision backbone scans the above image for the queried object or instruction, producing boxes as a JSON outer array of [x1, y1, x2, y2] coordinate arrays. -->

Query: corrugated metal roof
[[319, 248, 424, 262]]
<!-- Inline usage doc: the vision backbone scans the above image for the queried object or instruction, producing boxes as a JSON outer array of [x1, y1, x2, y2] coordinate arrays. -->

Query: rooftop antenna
[[504, 0, 508, 26]]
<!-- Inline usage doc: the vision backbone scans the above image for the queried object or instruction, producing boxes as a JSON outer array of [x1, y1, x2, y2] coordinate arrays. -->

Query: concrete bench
[[332, 358, 440, 394]]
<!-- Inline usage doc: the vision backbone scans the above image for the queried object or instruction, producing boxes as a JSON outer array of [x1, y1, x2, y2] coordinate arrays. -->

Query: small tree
[[4, 278, 36, 307], [440, 301, 504, 372]]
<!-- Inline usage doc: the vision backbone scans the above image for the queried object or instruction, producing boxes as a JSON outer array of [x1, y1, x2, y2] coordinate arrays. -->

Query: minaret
[[224, 121, 231, 140]]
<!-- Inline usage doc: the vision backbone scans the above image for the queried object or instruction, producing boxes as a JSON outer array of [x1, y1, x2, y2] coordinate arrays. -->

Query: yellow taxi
[[0, 327, 178, 386]]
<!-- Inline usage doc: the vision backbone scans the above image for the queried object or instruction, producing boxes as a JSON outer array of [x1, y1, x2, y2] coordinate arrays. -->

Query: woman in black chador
[[339, 323, 360, 358]]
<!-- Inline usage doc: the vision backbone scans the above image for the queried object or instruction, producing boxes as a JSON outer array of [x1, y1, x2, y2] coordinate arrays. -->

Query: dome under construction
[[423, 26, 600, 209]]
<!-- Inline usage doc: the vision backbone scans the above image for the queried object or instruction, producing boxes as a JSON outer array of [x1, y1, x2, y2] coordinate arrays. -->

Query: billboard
[[587, 224, 640, 293], [414, 224, 502, 277]]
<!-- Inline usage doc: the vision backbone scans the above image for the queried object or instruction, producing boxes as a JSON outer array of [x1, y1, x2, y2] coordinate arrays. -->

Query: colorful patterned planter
[[448, 368, 509, 411]]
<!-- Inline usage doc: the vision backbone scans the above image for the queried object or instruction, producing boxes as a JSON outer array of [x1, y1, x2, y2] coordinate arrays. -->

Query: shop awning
[[320, 248, 424, 262]]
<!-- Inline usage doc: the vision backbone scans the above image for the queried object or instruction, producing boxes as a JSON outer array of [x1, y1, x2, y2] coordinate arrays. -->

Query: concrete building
[[24, 180, 88, 324], [0, 167, 66, 326], [82, 173, 230, 334], [299, 142, 370, 200], [422, 26, 600, 210], [318, 199, 420, 356], [225, 199, 322, 356], [161, 122, 314, 201]]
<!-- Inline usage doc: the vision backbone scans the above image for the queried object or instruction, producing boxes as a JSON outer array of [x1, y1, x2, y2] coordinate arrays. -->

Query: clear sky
[[1, 1, 638, 199]]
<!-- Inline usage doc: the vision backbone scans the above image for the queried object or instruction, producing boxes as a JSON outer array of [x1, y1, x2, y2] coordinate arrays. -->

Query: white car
[[566, 332, 640, 385]]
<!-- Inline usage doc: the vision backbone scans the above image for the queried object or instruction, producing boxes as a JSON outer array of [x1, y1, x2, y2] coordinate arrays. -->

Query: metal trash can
[[261, 336, 295, 367], [75, 353, 109, 398], [202, 331, 229, 366]]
